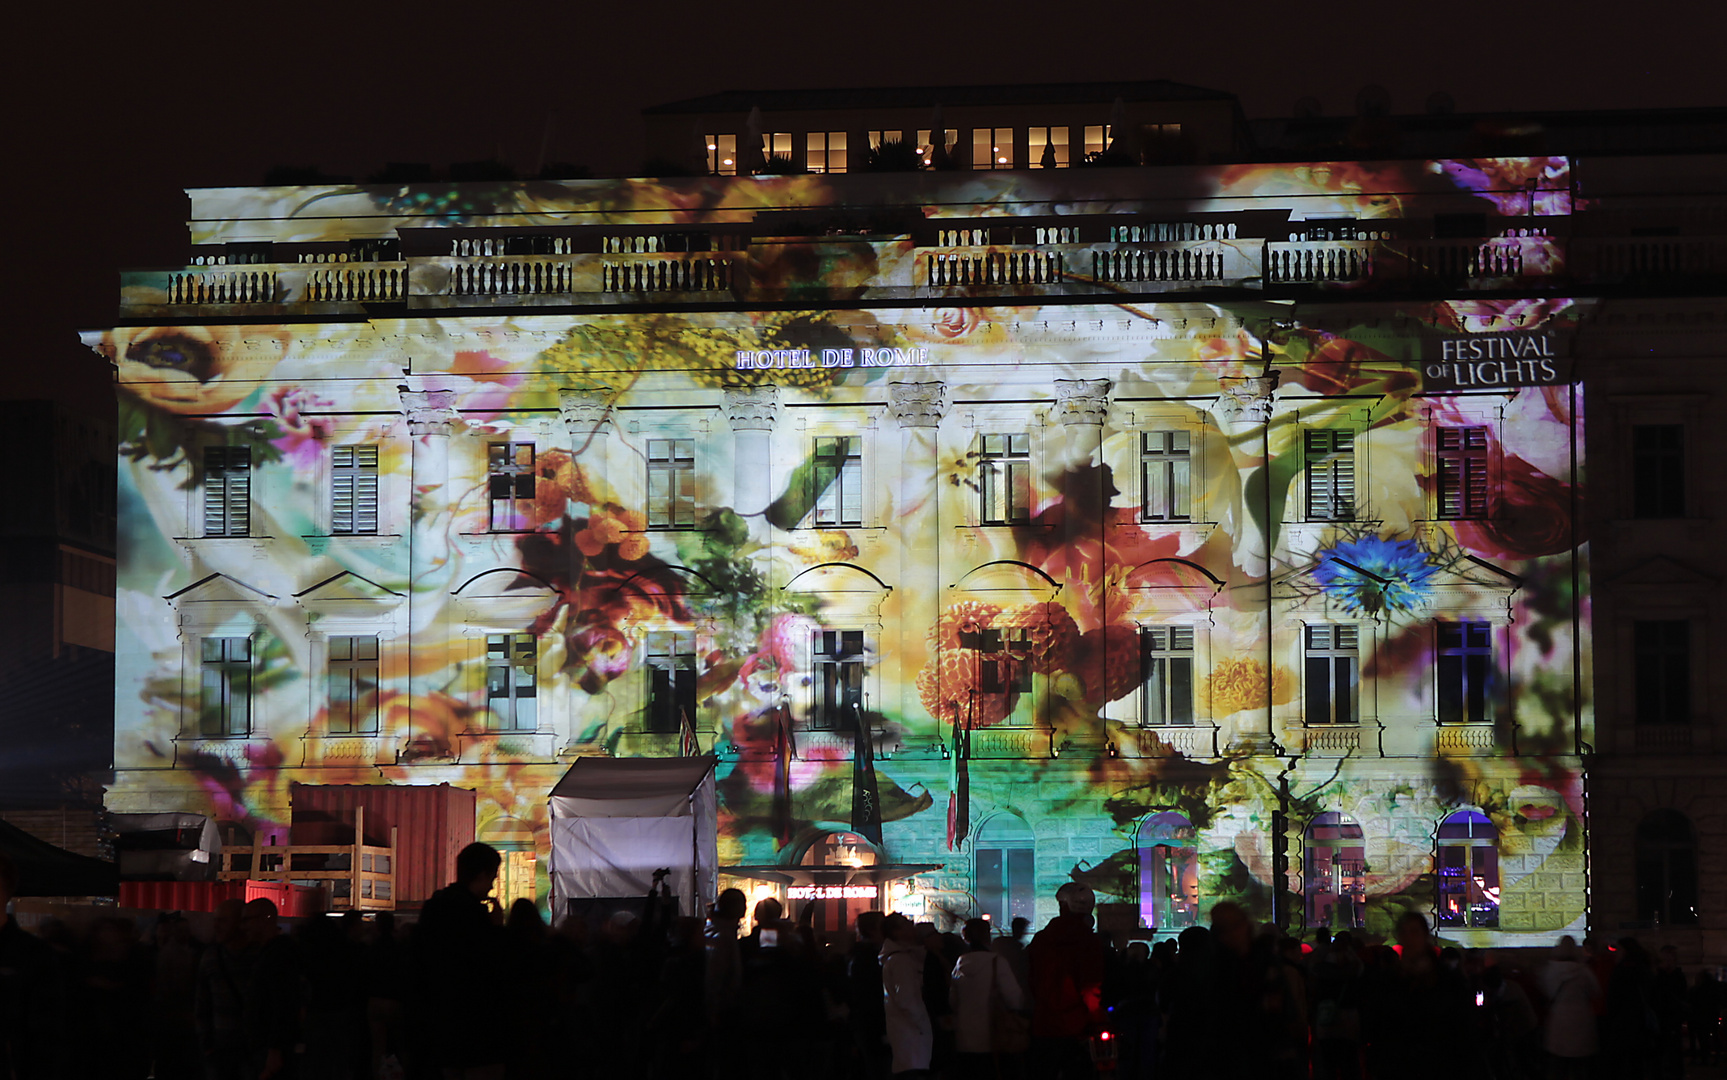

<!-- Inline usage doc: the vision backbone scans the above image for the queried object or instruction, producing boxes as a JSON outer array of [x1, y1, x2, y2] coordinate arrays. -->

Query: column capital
[[400, 388, 459, 436], [724, 385, 780, 432], [888, 381, 947, 428], [1054, 378, 1111, 425], [557, 386, 614, 435], [1215, 374, 1279, 425]]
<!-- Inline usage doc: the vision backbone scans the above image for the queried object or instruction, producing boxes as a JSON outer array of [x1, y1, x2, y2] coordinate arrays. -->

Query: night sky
[[9, 0, 1720, 418]]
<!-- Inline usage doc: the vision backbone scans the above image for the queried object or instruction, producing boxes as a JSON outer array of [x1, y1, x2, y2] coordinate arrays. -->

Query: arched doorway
[[479, 816, 537, 913], [1137, 811, 1199, 931], [1636, 809, 1699, 926], [974, 815, 1035, 929], [1305, 812, 1366, 930], [795, 830, 881, 935]]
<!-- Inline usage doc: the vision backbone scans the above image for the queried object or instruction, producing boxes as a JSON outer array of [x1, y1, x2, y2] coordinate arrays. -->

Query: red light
[[1100, 1031, 1112, 1041]]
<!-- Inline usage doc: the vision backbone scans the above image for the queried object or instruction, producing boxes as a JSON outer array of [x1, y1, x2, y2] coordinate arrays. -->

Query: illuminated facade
[[88, 154, 1616, 946]]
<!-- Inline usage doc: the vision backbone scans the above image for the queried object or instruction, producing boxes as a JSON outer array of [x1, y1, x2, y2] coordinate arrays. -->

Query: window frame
[[1633, 619, 1692, 725], [645, 629, 697, 735], [330, 444, 381, 536], [1303, 429, 1357, 522], [1027, 126, 1070, 168], [1140, 626, 1195, 727], [977, 432, 1033, 525], [199, 635, 253, 737], [971, 127, 1016, 170], [706, 134, 738, 175], [202, 445, 252, 538], [326, 634, 381, 735], [1139, 430, 1193, 523], [1435, 810, 1500, 929], [810, 434, 865, 528], [1304, 812, 1368, 931], [485, 632, 539, 732], [1434, 425, 1491, 520], [973, 814, 1036, 927], [1304, 623, 1359, 726], [1436, 620, 1494, 725], [811, 628, 868, 732], [646, 438, 698, 530], [486, 442, 536, 532], [805, 130, 848, 174], [1635, 809, 1699, 927], [1631, 423, 1686, 519]]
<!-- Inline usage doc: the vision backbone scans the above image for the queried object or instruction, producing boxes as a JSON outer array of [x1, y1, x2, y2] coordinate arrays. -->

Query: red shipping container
[[289, 783, 476, 907], [118, 880, 323, 917]]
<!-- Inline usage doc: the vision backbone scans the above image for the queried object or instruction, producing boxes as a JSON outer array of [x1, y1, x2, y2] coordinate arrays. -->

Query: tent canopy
[[550, 755, 717, 817], [548, 756, 718, 920], [0, 817, 118, 898]]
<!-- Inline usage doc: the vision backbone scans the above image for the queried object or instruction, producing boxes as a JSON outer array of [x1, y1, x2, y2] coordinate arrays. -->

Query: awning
[[549, 755, 717, 817], [720, 864, 941, 887]]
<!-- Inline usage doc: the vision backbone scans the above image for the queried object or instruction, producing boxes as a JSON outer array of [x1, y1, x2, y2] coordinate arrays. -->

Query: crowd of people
[[3, 843, 1725, 1080]]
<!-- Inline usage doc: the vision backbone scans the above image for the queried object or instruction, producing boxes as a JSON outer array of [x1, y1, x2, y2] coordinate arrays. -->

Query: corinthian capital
[[558, 386, 613, 436], [1215, 374, 1280, 425], [400, 389, 459, 436], [888, 381, 947, 429], [1054, 379, 1111, 425], [724, 385, 780, 432]]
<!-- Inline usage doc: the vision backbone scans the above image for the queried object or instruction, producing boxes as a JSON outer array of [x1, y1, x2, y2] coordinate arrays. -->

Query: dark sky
[[9, 0, 1721, 419]]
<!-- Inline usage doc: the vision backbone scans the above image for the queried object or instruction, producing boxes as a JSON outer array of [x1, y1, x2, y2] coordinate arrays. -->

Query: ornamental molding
[[1054, 379, 1111, 425], [400, 388, 460, 436], [1214, 375, 1280, 425], [888, 381, 948, 428], [724, 385, 780, 432], [558, 386, 614, 434]]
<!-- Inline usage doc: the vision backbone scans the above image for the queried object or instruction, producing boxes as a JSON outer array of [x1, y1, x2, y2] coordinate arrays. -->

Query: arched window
[[1436, 810, 1499, 929], [974, 815, 1035, 928], [1137, 811, 1199, 931], [1305, 812, 1366, 930], [796, 831, 881, 935], [1636, 810, 1699, 926]]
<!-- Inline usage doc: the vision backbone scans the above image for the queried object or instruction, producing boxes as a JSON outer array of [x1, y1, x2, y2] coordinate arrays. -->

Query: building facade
[[91, 147, 1672, 948]]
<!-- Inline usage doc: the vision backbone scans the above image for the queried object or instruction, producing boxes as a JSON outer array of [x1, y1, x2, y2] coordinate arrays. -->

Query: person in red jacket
[[1027, 881, 1109, 1079]]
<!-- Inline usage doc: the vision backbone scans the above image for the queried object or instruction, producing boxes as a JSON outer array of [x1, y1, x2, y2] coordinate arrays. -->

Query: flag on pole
[[946, 701, 971, 851], [850, 702, 883, 847], [774, 702, 796, 850], [679, 706, 699, 758]]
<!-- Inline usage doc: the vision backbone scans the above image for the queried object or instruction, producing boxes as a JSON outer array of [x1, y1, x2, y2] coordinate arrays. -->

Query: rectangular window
[[867, 130, 890, 152], [1305, 430, 1356, 521], [1305, 624, 1358, 725], [327, 635, 380, 735], [200, 636, 251, 737], [646, 439, 697, 530], [203, 446, 251, 537], [646, 630, 696, 735], [764, 132, 794, 167], [1141, 431, 1192, 522], [487, 443, 536, 531], [1027, 126, 1069, 168], [805, 131, 848, 173], [961, 626, 1032, 697], [1083, 125, 1109, 160], [706, 134, 738, 175], [978, 433, 1031, 525], [812, 629, 866, 731], [1436, 621, 1492, 724], [1142, 627, 1195, 727], [1435, 427, 1490, 520], [486, 633, 538, 731], [330, 445, 380, 535], [1634, 620, 1690, 725], [1633, 424, 1684, 518], [917, 129, 958, 167], [812, 436, 863, 527], [972, 128, 1015, 169]]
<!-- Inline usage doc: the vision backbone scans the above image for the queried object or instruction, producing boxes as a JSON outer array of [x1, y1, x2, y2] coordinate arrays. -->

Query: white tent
[[548, 756, 718, 921]]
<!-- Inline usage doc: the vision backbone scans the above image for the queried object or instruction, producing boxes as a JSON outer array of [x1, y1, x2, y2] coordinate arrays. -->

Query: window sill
[[958, 521, 1057, 531]]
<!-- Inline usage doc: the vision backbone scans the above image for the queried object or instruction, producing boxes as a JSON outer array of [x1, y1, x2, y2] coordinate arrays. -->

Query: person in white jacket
[[881, 913, 933, 1076], [950, 918, 1027, 1067], [1540, 935, 1601, 1078]]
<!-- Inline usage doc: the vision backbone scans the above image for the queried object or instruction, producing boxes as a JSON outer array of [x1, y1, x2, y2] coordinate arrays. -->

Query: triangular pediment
[[295, 570, 404, 602], [165, 573, 278, 605], [1606, 556, 1717, 589]]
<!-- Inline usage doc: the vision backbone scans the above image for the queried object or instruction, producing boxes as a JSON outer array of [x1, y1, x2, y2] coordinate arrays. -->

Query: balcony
[[1435, 724, 1497, 754], [123, 261, 407, 312], [970, 726, 1052, 758], [1264, 236, 1559, 287], [1091, 242, 1226, 286]]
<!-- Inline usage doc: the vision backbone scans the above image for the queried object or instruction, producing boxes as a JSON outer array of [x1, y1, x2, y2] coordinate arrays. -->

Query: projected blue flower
[[1311, 536, 1438, 616]]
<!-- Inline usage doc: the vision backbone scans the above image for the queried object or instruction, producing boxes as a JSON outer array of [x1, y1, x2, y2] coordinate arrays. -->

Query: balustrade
[[1092, 244, 1225, 284], [970, 726, 1051, 758], [304, 265, 404, 302], [928, 250, 1063, 287], [1265, 242, 1374, 283], [449, 258, 576, 296], [601, 256, 732, 292], [167, 269, 279, 304]]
